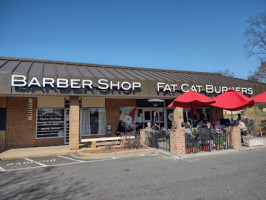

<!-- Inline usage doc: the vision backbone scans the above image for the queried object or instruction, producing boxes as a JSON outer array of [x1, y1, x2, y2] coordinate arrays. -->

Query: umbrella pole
[[209, 105, 212, 124], [231, 110, 233, 125], [191, 103, 193, 127]]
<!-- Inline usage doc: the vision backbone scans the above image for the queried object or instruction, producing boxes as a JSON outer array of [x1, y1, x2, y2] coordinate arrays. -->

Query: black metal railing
[[145, 129, 170, 152], [185, 128, 232, 154]]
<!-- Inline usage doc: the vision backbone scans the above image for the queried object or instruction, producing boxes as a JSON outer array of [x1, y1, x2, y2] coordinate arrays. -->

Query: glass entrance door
[[141, 108, 165, 129]]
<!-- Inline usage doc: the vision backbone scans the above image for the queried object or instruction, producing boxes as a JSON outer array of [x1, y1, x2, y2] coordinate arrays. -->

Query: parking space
[[0, 155, 85, 171], [0, 153, 156, 172], [30, 155, 82, 166], [0, 158, 41, 171]]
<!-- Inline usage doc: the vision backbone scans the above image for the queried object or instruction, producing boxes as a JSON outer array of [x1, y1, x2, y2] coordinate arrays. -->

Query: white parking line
[[0, 166, 6, 171], [58, 155, 84, 162], [25, 158, 47, 167], [0, 154, 157, 172]]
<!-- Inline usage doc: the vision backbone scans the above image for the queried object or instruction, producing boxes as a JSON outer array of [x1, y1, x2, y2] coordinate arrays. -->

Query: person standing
[[237, 119, 248, 136]]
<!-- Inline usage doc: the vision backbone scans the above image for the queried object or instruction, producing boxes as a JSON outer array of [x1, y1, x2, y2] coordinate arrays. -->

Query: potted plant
[[190, 146, 197, 153], [201, 144, 209, 151], [214, 134, 225, 150]]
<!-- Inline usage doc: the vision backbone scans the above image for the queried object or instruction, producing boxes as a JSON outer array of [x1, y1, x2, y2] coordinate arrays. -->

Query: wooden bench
[[81, 136, 135, 148]]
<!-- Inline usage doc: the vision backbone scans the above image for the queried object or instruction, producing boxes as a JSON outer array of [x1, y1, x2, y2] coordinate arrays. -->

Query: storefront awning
[[0, 57, 265, 97]]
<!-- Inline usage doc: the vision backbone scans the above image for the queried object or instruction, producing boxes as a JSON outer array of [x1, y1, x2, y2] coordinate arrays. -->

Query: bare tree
[[216, 69, 235, 77], [244, 11, 266, 83], [244, 11, 266, 58], [253, 60, 266, 83], [247, 75, 259, 82]]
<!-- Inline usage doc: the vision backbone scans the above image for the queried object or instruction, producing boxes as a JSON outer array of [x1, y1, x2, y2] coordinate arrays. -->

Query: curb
[[153, 145, 266, 160], [74, 148, 156, 160], [0, 151, 77, 160]]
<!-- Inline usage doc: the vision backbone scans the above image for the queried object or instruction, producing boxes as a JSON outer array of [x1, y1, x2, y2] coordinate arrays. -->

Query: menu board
[[37, 108, 64, 138]]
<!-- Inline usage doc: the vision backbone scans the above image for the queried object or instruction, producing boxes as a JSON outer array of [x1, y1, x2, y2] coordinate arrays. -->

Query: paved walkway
[[0, 145, 76, 160], [0, 146, 156, 160], [1, 144, 265, 161]]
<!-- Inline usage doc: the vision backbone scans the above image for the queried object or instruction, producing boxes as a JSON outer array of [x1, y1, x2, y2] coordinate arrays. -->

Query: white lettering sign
[[156, 82, 253, 95], [10, 75, 254, 95]]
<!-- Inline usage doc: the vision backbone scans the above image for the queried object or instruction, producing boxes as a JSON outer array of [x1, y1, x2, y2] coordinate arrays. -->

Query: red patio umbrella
[[168, 90, 216, 108], [251, 91, 266, 103], [168, 90, 216, 126], [211, 89, 254, 123], [211, 88, 254, 111]]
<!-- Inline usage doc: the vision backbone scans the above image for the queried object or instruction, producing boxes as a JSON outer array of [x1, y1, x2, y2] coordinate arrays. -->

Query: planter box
[[244, 138, 266, 147]]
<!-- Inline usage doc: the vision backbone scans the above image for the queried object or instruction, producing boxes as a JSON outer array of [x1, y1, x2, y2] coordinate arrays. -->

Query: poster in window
[[37, 108, 64, 138], [119, 107, 136, 130]]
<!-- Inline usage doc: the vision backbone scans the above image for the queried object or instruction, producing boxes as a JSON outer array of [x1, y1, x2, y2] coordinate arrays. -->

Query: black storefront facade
[[0, 57, 265, 149]]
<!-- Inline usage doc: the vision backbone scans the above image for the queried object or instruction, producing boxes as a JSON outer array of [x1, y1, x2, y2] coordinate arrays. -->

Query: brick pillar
[[0, 131, 5, 150], [69, 96, 80, 150], [173, 107, 184, 128], [231, 126, 241, 149], [170, 129, 185, 155], [140, 129, 149, 147]]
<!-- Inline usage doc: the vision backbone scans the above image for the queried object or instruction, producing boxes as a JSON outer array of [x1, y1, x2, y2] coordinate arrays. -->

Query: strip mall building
[[0, 57, 265, 150]]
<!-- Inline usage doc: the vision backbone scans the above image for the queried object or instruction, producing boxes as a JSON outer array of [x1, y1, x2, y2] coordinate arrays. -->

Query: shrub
[[122, 133, 141, 149], [242, 107, 266, 136]]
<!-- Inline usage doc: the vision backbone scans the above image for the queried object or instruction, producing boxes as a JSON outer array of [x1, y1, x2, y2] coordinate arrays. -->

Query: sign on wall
[[11, 75, 254, 95], [37, 108, 64, 138], [119, 107, 136, 129]]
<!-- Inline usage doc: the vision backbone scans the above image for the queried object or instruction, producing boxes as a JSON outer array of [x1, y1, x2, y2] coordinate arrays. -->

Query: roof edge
[[0, 56, 221, 76]]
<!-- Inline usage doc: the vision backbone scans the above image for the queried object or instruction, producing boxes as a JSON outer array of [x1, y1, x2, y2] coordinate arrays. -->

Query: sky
[[0, 0, 265, 79]]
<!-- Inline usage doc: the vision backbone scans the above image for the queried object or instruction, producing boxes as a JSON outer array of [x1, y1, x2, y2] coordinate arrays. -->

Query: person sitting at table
[[145, 122, 153, 130], [214, 120, 223, 131], [206, 121, 214, 139], [196, 119, 204, 128], [185, 121, 191, 128], [116, 121, 125, 136], [184, 121, 193, 136], [181, 122, 185, 130]]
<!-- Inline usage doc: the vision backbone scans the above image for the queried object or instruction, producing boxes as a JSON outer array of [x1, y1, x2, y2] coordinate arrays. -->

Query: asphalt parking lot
[[1, 148, 266, 200]]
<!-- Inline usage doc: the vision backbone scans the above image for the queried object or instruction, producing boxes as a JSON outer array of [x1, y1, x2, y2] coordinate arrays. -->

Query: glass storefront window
[[81, 108, 106, 135], [144, 111, 151, 121], [36, 108, 64, 138]]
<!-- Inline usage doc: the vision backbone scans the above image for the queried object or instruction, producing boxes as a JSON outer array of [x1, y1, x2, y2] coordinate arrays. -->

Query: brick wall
[[231, 127, 241, 149], [6, 97, 37, 148], [36, 138, 64, 146], [140, 129, 146, 146], [0, 131, 5, 149], [69, 96, 80, 150], [106, 99, 137, 136], [0, 97, 6, 108], [170, 129, 185, 155], [5, 97, 64, 149], [173, 107, 184, 128]]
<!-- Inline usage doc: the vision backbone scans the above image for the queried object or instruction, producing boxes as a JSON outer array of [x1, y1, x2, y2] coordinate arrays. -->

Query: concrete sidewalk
[[0, 146, 76, 160], [0, 146, 156, 160], [1, 145, 265, 161]]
